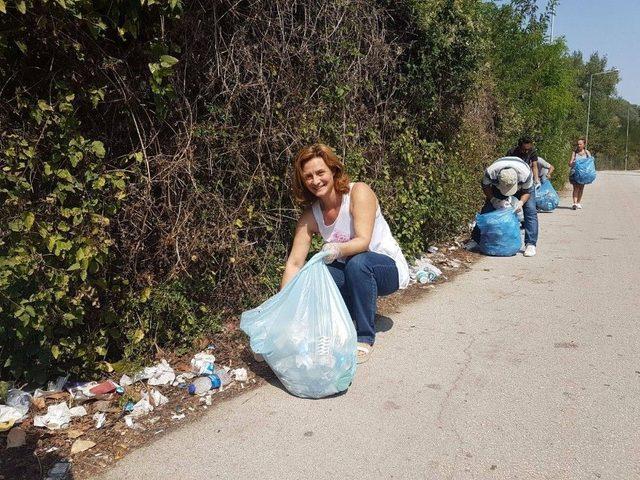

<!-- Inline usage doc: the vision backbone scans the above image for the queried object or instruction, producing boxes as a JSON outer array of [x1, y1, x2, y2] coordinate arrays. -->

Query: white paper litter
[[69, 406, 88, 417], [138, 359, 176, 386], [33, 402, 73, 430], [190, 352, 216, 375], [93, 412, 106, 429], [232, 368, 248, 382], [150, 389, 168, 407], [119, 374, 133, 387], [173, 372, 196, 386], [0, 405, 24, 429]]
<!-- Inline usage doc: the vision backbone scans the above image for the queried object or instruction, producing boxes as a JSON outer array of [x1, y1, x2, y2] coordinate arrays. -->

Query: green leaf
[[140, 287, 152, 302], [132, 328, 145, 344], [0, 0, 6, 13], [15, 40, 27, 54], [91, 141, 105, 158], [160, 55, 179, 68], [37, 99, 53, 111], [16, 0, 25, 14], [23, 212, 35, 230], [51, 345, 60, 359]]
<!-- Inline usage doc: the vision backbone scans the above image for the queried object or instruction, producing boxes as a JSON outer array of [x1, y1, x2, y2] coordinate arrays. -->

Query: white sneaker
[[523, 244, 536, 257], [465, 239, 479, 251], [576, 203, 583, 209]]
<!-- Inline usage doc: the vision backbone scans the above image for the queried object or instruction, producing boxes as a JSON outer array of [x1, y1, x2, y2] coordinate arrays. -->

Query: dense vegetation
[[1, 0, 636, 382]]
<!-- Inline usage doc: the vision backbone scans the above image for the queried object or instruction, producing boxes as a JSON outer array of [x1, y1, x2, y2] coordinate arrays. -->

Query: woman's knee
[[344, 253, 374, 279]]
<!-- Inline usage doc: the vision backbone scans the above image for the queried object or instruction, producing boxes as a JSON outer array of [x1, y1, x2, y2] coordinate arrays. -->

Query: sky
[[548, 0, 640, 105]]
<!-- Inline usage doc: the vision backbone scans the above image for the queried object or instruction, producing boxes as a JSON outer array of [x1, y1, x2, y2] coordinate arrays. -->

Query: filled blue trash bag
[[536, 180, 560, 212], [571, 157, 596, 184], [240, 252, 357, 398], [476, 208, 522, 257]]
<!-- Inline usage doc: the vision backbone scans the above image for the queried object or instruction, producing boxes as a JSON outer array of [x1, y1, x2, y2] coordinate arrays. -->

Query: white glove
[[321, 243, 342, 264], [513, 200, 524, 212], [490, 197, 509, 209]]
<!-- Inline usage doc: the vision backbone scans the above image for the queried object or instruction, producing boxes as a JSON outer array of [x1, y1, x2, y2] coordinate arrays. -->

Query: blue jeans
[[327, 252, 399, 345], [472, 188, 538, 246]]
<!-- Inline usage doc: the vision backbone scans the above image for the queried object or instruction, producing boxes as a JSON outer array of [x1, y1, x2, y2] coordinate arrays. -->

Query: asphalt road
[[98, 171, 640, 480]]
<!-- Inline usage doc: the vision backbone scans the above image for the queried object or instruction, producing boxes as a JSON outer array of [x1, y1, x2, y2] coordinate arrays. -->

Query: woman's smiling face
[[302, 156, 334, 198]]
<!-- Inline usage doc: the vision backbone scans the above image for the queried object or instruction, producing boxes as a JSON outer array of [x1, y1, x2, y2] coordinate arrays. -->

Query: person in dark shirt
[[507, 136, 540, 186]]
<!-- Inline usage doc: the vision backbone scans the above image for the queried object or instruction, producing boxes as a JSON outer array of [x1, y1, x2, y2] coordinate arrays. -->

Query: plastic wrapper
[[240, 252, 357, 398], [536, 180, 560, 212], [476, 208, 522, 257], [571, 157, 596, 184]]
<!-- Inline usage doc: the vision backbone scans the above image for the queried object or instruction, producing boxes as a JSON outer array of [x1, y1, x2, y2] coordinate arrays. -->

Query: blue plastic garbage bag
[[240, 252, 357, 398], [536, 180, 560, 212], [476, 208, 522, 257], [571, 157, 596, 184]]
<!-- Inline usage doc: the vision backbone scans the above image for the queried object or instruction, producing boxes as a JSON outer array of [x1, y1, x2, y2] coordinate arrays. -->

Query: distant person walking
[[569, 138, 591, 210]]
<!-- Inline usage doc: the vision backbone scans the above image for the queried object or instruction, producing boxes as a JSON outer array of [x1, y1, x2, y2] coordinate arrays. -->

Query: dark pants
[[327, 252, 399, 345], [472, 188, 539, 246]]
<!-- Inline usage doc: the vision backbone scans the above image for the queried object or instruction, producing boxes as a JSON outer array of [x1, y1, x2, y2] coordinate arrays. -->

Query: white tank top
[[311, 183, 410, 289]]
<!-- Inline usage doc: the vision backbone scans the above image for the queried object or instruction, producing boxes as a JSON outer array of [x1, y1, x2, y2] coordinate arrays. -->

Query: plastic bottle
[[187, 374, 221, 395], [6, 389, 32, 417]]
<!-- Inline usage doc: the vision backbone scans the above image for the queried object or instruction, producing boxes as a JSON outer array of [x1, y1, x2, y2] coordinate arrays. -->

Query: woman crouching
[[281, 143, 409, 364]]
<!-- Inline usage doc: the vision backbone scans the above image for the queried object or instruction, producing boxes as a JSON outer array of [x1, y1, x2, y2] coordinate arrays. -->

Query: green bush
[[1, 0, 616, 382]]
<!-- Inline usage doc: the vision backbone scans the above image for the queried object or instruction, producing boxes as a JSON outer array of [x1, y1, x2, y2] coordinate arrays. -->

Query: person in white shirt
[[467, 156, 538, 257], [281, 143, 409, 364]]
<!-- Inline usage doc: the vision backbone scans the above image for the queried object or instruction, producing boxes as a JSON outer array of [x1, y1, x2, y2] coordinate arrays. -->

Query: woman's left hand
[[321, 243, 342, 263]]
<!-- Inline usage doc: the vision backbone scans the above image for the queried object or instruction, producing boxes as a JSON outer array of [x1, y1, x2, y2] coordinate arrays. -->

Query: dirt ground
[[0, 238, 478, 480]]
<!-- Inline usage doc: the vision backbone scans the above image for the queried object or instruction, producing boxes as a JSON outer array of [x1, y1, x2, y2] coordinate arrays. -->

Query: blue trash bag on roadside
[[240, 252, 357, 399], [476, 208, 522, 257], [536, 180, 560, 212], [571, 157, 596, 184]]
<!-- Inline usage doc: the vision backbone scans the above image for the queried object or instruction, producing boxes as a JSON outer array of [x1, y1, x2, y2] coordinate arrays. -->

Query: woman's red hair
[[292, 143, 350, 206]]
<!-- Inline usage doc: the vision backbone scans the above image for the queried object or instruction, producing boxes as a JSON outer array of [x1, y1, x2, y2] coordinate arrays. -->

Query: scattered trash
[[93, 412, 106, 429], [232, 368, 248, 382], [69, 405, 88, 418], [124, 416, 135, 429], [89, 380, 118, 395], [150, 389, 168, 407], [0, 405, 24, 432], [119, 374, 133, 387], [190, 352, 216, 375], [173, 372, 196, 386], [6, 426, 26, 448], [70, 439, 96, 454], [171, 413, 185, 420], [48, 376, 69, 392], [188, 374, 221, 395], [123, 400, 135, 413], [134, 359, 176, 386], [68, 382, 99, 403], [128, 393, 153, 418], [45, 460, 71, 480], [34, 403, 74, 430], [205, 395, 213, 406], [416, 264, 442, 283], [6, 389, 32, 418], [45, 446, 59, 453], [427, 246, 439, 253]]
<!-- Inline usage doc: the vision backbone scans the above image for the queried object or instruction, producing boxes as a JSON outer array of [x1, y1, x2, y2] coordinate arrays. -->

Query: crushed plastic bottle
[[6, 389, 32, 418], [187, 375, 221, 395]]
